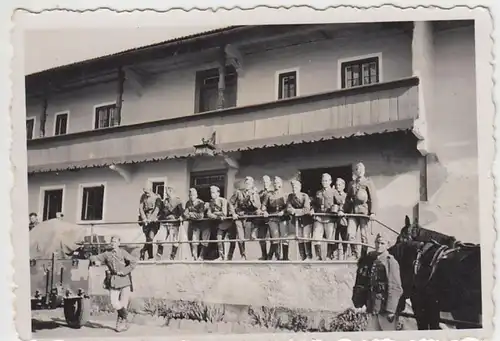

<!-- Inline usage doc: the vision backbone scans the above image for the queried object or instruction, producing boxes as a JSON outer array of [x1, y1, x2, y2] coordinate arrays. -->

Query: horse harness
[[413, 241, 453, 284]]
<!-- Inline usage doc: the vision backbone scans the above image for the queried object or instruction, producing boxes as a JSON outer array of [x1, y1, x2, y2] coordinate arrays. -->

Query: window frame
[[53, 110, 70, 136], [275, 68, 300, 100], [337, 53, 383, 89], [190, 170, 227, 202], [26, 116, 36, 140], [147, 177, 168, 199], [195, 66, 238, 113], [92, 102, 118, 130], [38, 185, 66, 222], [77, 181, 107, 224]]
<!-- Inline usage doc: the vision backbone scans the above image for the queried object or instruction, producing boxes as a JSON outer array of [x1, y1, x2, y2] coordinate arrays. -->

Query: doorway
[[299, 165, 352, 197]]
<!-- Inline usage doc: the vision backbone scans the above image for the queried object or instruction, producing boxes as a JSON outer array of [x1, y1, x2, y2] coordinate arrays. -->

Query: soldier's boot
[[258, 242, 267, 260], [238, 242, 247, 260], [227, 242, 236, 260], [267, 243, 277, 260], [115, 311, 122, 332], [336, 246, 344, 260], [326, 244, 334, 260], [306, 242, 313, 260], [314, 245, 323, 261], [199, 245, 206, 261], [120, 308, 130, 332], [298, 243, 306, 261], [147, 243, 155, 260], [139, 247, 146, 261], [156, 244, 164, 261], [169, 246, 178, 261], [191, 247, 198, 261], [282, 244, 290, 261], [216, 243, 225, 261]]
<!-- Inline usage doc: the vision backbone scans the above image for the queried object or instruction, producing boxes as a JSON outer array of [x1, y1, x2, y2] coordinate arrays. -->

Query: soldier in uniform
[[345, 162, 378, 259], [156, 186, 184, 261], [184, 188, 207, 261], [206, 185, 237, 260], [138, 185, 162, 260], [286, 179, 313, 261], [29, 212, 38, 231], [332, 178, 348, 260], [311, 173, 336, 260], [262, 176, 289, 260], [229, 176, 261, 260], [90, 235, 137, 332], [352, 233, 403, 331], [255, 175, 273, 260]]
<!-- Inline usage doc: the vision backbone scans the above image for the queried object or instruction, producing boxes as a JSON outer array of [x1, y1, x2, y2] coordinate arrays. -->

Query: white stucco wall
[[418, 24, 479, 243], [26, 28, 412, 138]]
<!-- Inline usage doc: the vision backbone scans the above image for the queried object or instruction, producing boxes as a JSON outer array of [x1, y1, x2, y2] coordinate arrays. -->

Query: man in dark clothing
[[286, 180, 313, 261], [255, 175, 273, 260], [228, 176, 261, 260], [262, 176, 289, 260], [332, 178, 348, 260], [206, 185, 236, 261], [344, 162, 378, 259], [90, 235, 137, 332], [311, 173, 336, 260], [352, 233, 403, 331], [157, 186, 184, 261], [184, 188, 207, 260], [138, 186, 162, 260]]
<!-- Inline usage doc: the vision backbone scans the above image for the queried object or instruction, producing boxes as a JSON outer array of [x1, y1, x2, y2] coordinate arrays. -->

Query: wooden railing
[[27, 77, 419, 173]]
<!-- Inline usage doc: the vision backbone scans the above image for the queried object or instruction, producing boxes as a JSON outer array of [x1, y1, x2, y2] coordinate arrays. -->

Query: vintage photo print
[[10, 3, 495, 341]]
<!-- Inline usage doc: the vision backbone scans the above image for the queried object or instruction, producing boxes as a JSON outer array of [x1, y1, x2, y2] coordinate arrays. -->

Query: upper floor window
[[94, 103, 119, 129], [26, 117, 35, 140], [54, 112, 69, 136], [79, 182, 106, 222], [340, 56, 380, 89], [195, 66, 237, 113], [277, 70, 298, 100]]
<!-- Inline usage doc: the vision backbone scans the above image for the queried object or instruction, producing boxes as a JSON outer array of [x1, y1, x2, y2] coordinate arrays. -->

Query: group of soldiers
[[138, 162, 378, 262]]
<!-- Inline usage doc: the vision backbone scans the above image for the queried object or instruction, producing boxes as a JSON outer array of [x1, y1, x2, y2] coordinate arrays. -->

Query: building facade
[[25, 21, 479, 260]]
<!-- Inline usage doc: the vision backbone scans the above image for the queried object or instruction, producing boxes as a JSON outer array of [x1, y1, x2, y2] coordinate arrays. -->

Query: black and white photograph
[[9, 4, 495, 341]]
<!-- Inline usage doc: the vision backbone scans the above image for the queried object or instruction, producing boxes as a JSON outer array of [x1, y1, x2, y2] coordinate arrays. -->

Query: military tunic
[[161, 196, 184, 225], [345, 176, 378, 215], [313, 187, 336, 223], [286, 192, 313, 225], [230, 188, 261, 241], [362, 250, 403, 331], [91, 248, 137, 290], [262, 190, 289, 246]]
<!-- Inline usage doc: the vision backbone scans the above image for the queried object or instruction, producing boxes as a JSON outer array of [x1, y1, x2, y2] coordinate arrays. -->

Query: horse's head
[[398, 215, 421, 243]]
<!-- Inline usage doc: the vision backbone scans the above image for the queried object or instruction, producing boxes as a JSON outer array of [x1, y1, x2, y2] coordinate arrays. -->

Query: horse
[[389, 216, 482, 330]]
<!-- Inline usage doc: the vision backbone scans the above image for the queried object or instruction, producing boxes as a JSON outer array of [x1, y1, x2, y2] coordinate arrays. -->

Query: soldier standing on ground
[[206, 185, 236, 261], [262, 176, 289, 260], [286, 180, 313, 261], [184, 188, 207, 261], [157, 186, 184, 261], [311, 173, 336, 260], [90, 235, 137, 333], [138, 185, 162, 260], [229, 176, 261, 260], [332, 178, 348, 260], [345, 162, 378, 259], [354, 233, 403, 331]]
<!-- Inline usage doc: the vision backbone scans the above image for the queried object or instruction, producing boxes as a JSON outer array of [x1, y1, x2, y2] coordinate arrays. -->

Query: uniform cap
[[375, 233, 386, 243], [245, 176, 254, 182], [189, 188, 198, 194], [262, 175, 271, 181], [210, 185, 220, 193], [290, 179, 301, 187]]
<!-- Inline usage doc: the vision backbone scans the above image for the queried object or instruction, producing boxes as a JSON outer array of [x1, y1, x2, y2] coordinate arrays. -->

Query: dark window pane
[[81, 186, 105, 221], [43, 189, 63, 221], [55, 114, 68, 136], [26, 119, 34, 140]]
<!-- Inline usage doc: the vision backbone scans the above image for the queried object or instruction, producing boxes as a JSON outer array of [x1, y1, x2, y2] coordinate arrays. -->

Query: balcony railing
[[27, 77, 419, 173]]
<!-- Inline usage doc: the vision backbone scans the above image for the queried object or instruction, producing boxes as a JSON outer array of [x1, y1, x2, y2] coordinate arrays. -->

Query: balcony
[[27, 77, 419, 173]]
